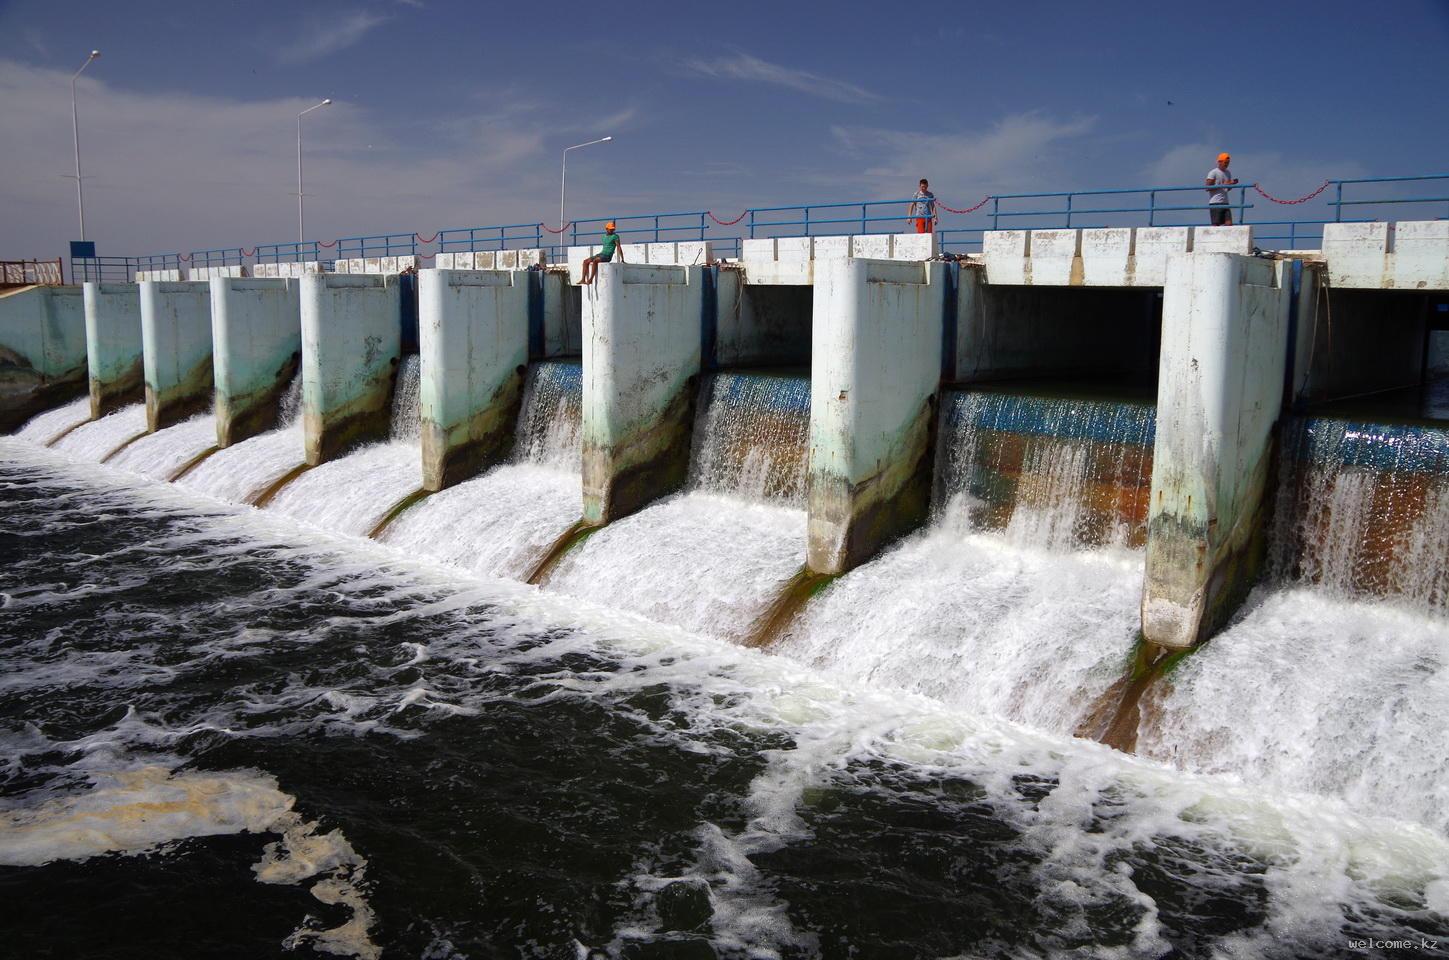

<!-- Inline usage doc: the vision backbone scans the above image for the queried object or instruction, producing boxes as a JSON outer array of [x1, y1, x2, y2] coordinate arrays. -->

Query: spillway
[[49, 403, 148, 462], [383, 360, 585, 577], [180, 375, 304, 503], [544, 371, 810, 641], [1133, 415, 1449, 833], [105, 413, 215, 481], [266, 355, 423, 536], [16, 396, 91, 446], [774, 389, 1157, 735]]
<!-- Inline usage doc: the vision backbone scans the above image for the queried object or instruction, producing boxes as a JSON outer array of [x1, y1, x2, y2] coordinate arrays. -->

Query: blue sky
[[1, 0, 1446, 258]]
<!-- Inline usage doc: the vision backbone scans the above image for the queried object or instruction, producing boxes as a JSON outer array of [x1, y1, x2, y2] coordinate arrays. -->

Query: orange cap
[[605, 221, 616, 229], [1217, 152, 1231, 164]]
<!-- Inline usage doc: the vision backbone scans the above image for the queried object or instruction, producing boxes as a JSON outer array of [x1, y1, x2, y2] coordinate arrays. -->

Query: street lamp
[[560, 136, 612, 245], [296, 98, 332, 243], [70, 49, 100, 241]]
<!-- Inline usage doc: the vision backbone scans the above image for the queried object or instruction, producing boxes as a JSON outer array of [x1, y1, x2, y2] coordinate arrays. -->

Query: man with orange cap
[[580, 221, 624, 285], [1205, 152, 1239, 226]]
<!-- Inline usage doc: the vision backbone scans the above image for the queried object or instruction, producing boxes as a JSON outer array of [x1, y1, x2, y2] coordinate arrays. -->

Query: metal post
[[561, 136, 612, 255], [1148, 191, 1156, 227], [70, 51, 100, 241], [296, 99, 331, 244], [1335, 182, 1343, 223], [1065, 193, 1073, 229]]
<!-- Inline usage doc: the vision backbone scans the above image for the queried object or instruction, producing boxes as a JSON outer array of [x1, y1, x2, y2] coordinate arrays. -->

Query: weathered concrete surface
[[714, 270, 812, 367], [1142, 254, 1293, 650], [211, 278, 301, 446], [300, 273, 402, 465], [983, 227, 1258, 287], [808, 258, 948, 575], [0, 285, 88, 433], [140, 281, 214, 431], [83, 282, 144, 418], [1323, 221, 1449, 291], [581, 263, 704, 524], [418, 268, 529, 491], [739, 233, 935, 285], [952, 263, 1160, 383], [539, 269, 582, 357]]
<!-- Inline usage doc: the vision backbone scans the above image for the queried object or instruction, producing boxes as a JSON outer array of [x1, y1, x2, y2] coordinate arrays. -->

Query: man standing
[[580, 221, 625, 285], [908, 179, 937, 234], [1205, 153, 1239, 226]]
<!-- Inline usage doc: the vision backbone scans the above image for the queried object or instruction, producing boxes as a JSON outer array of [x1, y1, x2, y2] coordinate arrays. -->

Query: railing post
[[804, 206, 811, 236], [1149, 191, 1156, 227], [1065, 193, 1072, 229], [1335, 182, 1343, 223], [861, 203, 867, 234], [991, 197, 999, 231], [748, 210, 756, 240]]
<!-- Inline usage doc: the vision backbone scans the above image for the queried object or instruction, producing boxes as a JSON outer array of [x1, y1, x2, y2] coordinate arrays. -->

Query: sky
[[1, 0, 1447, 259]]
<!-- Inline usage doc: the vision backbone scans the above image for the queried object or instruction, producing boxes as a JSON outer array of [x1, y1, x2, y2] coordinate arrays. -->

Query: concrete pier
[[83, 282, 145, 418], [300, 273, 402, 465], [139, 281, 213, 431], [581, 263, 704, 524], [1141, 253, 1293, 650], [418, 268, 530, 490], [807, 258, 949, 575], [0, 285, 88, 433], [211, 278, 301, 446]]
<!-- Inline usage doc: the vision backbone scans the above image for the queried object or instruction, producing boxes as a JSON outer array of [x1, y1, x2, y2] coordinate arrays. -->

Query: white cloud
[[1139, 141, 1365, 196], [277, 11, 388, 64], [682, 52, 882, 104]]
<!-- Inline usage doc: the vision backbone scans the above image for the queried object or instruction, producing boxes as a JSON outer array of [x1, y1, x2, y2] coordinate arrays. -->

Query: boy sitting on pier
[[580, 221, 624, 284]]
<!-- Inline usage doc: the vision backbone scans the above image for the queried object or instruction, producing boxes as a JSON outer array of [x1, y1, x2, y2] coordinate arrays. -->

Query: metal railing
[[70, 257, 140, 283], [336, 233, 416, 259], [187, 247, 246, 268], [1329, 174, 1449, 221], [0, 258, 64, 286], [437, 223, 545, 253], [254, 241, 326, 264]]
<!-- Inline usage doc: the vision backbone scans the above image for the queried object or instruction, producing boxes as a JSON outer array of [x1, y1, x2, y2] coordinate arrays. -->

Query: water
[[268, 357, 423, 537], [3, 440, 1447, 958], [16, 395, 91, 445], [775, 390, 1156, 734], [182, 376, 304, 504], [49, 403, 148, 462], [545, 372, 810, 641], [106, 412, 216, 481], [384, 361, 584, 578]]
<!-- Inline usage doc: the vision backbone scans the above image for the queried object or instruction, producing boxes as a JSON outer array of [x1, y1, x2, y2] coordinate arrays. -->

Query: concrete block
[[1322, 222, 1393, 289], [0, 285, 88, 432], [140, 281, 213, 431], [983, 230, 1030, 284], [396, 255, 420, 272], [83, 282, 144, 418], [1143, 254, 1291, 649], [302, 261, 324, 275], [1029, 229, 1081, 285], [300, 273, 403, 465], [436, 253, 455, 270], [419, 268, 530, 490], [1134, 227, 1193, 286], [211, 277, 301, 446], [516, 248, 545, 268], [475, 251, 498, 270], [676, 241, 711, 265], [497, 250, 519, 270], [892, 232, 937, 260], [381, 256, 399, 274], [582, 263, 704, 524], [808, 258, 947, 575], [1193, 225, 1254, 256], [777, 237, 814, 261], [647, 242, 678, 266], [1081, 228, 1135, 286], [742, 238, 778, 262], [850, 234, 893, 259], [1391, 220, 1449, 290], [621, 243, 648, 264], [539, 269, 582, 358], [813, 236, 850, 259], [365, 258, 382, 274]]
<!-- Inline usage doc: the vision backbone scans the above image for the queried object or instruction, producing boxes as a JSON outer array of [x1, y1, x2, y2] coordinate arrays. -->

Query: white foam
[[105, 412, 215, 480], [16, 396, 91, 445], [50, 402, 147, 461]]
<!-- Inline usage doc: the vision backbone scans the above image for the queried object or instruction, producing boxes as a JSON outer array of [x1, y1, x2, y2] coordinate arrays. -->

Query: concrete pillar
[[581, 263, 704, 524], [807, 258, 948, 575], [211, 278, 301, 447], [418, 268, 529, 491], [0, 285, 87, 433], [140, 281, 213, 431], [83, 282, 144, 418], [537, 270, 582, 358], [300, 273, 402, 465], [1142, 253, 1293, 650]]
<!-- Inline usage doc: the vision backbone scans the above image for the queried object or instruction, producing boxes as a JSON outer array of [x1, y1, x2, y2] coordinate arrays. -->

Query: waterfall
[[265, 356, 423, 536], [382, 361, 585, 578], [1131, 415, 1449, 833], [49, 404, 148, 462], [773, 389, 1157, 734], [181, 374, 305, 504], [16, 396, 91, 445], [543, 372, 810, 641], [106, 413, 215, 480]]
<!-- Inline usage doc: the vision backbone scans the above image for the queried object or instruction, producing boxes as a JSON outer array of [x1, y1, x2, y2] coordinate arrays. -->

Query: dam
[[3, 205, 1448, 956]]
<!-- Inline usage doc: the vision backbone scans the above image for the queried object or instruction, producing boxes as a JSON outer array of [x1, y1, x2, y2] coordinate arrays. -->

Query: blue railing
[[336, 233, 416, 259], [1330, 174, 1449, 221], [255, 241, 325, 264], [187, 247, 246, 268], [436, 223, 545, 253], [69, 256, 141, 283]]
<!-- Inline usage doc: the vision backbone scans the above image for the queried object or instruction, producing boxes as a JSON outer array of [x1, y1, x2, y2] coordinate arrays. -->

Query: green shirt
[[599, 232, 619, 259]]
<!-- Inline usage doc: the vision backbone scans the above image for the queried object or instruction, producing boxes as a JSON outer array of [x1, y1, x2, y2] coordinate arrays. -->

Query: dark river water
[[2, 443, 1447, 959]]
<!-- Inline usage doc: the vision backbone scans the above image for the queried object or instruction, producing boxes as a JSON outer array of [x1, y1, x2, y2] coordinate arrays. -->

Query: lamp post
[[560, 136, 612, 247], [296, 99, 332, 243], [70, 50, 100, 241]]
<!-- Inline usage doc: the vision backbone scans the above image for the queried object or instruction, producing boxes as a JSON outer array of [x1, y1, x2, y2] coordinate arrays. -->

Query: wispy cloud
[[682, 52, 882, 104], [277, 12, 388, 64]]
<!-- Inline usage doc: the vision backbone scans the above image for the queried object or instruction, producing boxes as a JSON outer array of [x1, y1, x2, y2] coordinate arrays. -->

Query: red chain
[[1252, 181, 1331, 205], [936, 196, 992, 215], [317, 239, 338, 248], [540, 221, 573, 234], [177, 252, 191, 262], [415, 231, 439, 244], [240, 247, 256, 257], [708, 210, 748, 226], [418, 252, 435, 259]]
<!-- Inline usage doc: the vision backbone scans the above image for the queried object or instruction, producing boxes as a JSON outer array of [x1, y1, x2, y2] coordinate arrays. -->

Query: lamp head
[[90, 50, 101, 59], [322, 98, 333, 105]]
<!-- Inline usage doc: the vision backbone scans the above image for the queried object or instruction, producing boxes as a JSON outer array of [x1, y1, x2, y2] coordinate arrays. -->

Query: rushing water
[[545, 372, 810, 641], [106, 412, 216, 481], [16, 395, 91, 445], [3, 440, 1448, 958], [49, 402, 148, 462], [384, 361, 584, 579], [182, 376, 304, 504]]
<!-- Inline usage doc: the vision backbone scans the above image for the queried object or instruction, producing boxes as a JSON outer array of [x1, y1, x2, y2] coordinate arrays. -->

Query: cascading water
[[180, 374, 304, 503], [49, 403, 148, 462], [105, 413, 216, 481], [266, 355, 423, 536], [543, 371, 810, 641], [1133, 415, 1449, 833], [383, 361, 585, 577], [774, 389, 1157, 735], [16, 396, 91, 445]]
